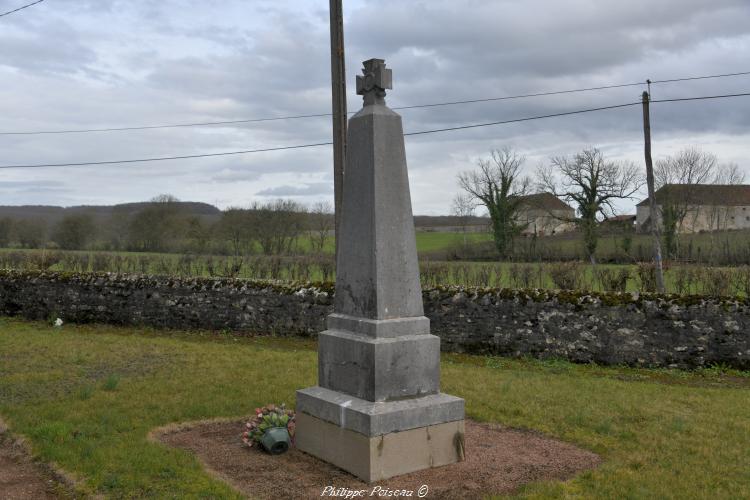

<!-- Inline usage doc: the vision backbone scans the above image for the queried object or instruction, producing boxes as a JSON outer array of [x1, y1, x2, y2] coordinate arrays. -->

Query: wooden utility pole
[[642, 91, 666, 293], [329, 0, 347, 263]]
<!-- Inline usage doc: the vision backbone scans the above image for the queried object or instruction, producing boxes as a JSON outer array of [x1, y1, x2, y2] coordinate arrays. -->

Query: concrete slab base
[[295, 412, 465, 482]]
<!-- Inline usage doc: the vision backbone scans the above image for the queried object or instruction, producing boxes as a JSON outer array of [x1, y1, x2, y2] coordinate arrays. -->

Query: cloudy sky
[[1, 0, 749, 214]]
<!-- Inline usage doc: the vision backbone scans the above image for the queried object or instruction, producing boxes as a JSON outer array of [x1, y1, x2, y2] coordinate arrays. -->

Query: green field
[[1, 317, 748, 498], [2, 247, 748, 296]]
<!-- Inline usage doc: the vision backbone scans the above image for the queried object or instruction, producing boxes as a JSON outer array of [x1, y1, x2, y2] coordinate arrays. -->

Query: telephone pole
[[329, 0, 347, 263], [642, 91, 665, 293]]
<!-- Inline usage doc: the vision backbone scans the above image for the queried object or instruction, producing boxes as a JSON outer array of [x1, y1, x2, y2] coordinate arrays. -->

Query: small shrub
[[548, 262, 583, 290], [702, 267, 732, 297], [27, 250, 62, 271], [176, 254, 194, 277], [673, 265, 695, 295], [635, 262, 659, 292], [91, 253, 111, 272], [318, 257, 334, 282], [492, 264, 504, 287], [732, 266, 750, 297], [597, 268, 630, 292], [475, 265, 492, 287], [154, 257, 174, 276], [138, 255, 150, 274], [509, 263, 534, 288]]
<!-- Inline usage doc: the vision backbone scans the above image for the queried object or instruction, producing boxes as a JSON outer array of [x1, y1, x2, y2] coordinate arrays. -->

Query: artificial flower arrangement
[[242, 403, 296, 454]]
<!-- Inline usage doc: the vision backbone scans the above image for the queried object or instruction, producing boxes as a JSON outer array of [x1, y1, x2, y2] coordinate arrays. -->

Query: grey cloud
[[0, 21, 98, 75], [255, 182, 333, 197], [0, 180, 63, 189], [0, 0, 748, 214]]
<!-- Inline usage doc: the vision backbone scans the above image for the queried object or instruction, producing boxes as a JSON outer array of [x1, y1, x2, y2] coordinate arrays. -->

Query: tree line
[[455, 145, 745, 266], [0, 195, 333, 255]]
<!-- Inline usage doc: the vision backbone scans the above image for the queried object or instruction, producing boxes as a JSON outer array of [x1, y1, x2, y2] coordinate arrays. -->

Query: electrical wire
[[0, 142, 334, 169], [650, 92, 750, 103], [0, 91, 748, 170], [404, 102, 640, 137], [2, 70, 749, 136], [650, 71, 750, 85], [0, 0, 45, 18]]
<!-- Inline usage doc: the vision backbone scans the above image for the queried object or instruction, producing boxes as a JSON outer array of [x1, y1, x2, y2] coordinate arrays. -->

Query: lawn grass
[[1, 317, 748, 498]]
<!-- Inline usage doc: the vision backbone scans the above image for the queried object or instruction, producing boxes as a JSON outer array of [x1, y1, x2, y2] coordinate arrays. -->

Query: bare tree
[[127, 194, 188, 252], [255, 199, 308, 255], [451, 193, 476, 248], [538, 147, 643, 265], [458, 147, 530, 256], [53, 213, 96, 250], [654, 147, 717, 257], [714, 162, 746, 185], [309, 201, 334, 254], [217, 208, 257, 256], [0, 217, 13, 247], [16, 218, 47, 249]]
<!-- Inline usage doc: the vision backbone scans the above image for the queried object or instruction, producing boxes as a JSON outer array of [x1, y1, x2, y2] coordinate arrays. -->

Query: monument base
[[296, 387, 465, 482], [296, 413, 465, 482]]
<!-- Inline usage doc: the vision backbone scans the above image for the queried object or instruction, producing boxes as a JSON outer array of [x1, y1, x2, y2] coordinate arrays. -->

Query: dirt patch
[[0, 430, 60, 499], [156, 419, 601, 499]]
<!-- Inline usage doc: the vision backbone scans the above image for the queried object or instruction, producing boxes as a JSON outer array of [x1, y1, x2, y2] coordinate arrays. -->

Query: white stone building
[[636, 184, 750, 233], [515, 193, 576, 236]]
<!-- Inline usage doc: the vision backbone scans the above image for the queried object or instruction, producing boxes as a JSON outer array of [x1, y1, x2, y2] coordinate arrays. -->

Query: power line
[[0, 113, 334, 135], [0, 0, 45, 18], [1, 91, 748, 170], [650, 92, 750, 103], [650, 71, 750, 85], [3, 70, 749, 136], [0, 142, 334, 169], [394, 82, 644, 111], [404, 102, 640, 136]]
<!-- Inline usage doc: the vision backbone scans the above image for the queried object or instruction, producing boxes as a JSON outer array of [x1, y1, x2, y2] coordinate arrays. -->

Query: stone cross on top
[[356, 58, 393, 106]]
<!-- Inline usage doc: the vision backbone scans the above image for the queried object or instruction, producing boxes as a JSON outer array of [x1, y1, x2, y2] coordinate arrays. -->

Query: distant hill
[[0, 201, 487, 231], [0, 202, 222, 225]]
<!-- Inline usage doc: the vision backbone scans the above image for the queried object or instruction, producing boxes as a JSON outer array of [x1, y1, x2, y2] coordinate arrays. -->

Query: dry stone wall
[[0, 270, 747, 369]]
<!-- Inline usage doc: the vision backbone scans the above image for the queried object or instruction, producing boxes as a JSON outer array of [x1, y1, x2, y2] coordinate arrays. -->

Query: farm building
[[515, 192, 576, 236], [636, 184, 750, 233]]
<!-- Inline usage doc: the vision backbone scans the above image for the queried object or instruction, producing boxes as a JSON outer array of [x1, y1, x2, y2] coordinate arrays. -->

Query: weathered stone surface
[[294, 412, 464, 483], [334, 104, 424, 322], [317, 329, 440, 401], [296, 386, 464, 437], [327, 313, 430, 338], [1, 270, 748, 369]]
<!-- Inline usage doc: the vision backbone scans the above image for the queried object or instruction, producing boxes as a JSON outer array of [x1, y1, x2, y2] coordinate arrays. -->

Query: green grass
[[1, 317, 748, 498], [415, 230, 492, 252], [0, 231, 482, 258]]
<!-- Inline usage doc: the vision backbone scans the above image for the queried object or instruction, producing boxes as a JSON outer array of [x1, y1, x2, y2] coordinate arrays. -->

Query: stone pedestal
[[296, 59, 464, 482]]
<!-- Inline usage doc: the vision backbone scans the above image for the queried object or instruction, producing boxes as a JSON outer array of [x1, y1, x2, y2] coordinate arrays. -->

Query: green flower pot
[[260, 427, 291, 455]]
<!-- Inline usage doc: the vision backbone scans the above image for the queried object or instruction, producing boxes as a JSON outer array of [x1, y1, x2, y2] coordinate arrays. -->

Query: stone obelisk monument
[[296, 59, 465, 482]]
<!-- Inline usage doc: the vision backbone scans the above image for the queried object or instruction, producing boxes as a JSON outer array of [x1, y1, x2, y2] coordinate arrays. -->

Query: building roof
[[637, 184, 750, 207], [606, 214, 636, 222], [516, 192, 573, 212]]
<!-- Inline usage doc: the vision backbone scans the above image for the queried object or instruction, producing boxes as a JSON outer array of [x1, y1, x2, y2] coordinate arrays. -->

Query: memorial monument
[[296, 59, 465, 482]]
